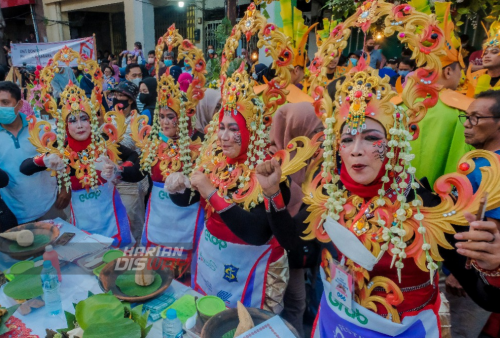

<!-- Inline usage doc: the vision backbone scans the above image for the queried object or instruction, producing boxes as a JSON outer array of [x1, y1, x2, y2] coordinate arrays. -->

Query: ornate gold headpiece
[[131, 25, 206, 177], [335, 68, 395, 135], [59, 81, 92, 122], [221, 62, 261, 126], [157, 70, 182, 115]]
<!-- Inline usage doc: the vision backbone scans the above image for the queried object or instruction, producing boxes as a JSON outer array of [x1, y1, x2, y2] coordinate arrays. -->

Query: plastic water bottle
[[162, 309, 183, 338], [41, 260, 62, 316], [43, 245, 62, 282]]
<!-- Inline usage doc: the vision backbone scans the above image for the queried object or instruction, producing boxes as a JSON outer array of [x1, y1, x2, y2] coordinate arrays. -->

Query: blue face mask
[[0, 106, 18, 125], [398, 70, 410, 78], [164, 60, 173, 67], [349, 58, 358, 66]]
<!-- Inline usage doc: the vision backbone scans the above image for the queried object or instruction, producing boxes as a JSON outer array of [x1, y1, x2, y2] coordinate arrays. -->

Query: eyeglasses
[[458, 114, 500, 126]]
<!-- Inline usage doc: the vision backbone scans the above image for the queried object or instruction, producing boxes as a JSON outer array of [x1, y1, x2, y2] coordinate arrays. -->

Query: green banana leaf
[[82, 318, 141, 338], [115, 271, 162, 297], [8, 234, 51, 252], [3, 266, 43, 300], [75, 294, 124, 330]]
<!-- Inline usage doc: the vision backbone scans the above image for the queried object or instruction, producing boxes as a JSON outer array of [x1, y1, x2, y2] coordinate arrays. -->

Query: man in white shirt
[[0, 81, 69, 224]]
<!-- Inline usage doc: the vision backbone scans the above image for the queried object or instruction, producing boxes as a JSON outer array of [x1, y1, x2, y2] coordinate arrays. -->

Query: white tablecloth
[[0, 218, 201, 337], [0, 262, 199, 337]]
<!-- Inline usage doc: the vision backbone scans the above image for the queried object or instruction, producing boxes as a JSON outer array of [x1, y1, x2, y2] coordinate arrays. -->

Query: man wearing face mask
[[108, 81, 148, 242], [0, 81, 69, 224], [163, 51, 175, 68], [124, 63, 145, 113], [145, 50, 156, 76], [207, 45, 215, 59], [397, 57, 416, 83], [359, 36, 383, 69]]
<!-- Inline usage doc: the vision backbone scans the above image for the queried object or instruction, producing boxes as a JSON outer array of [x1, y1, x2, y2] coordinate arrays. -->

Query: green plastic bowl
[[197, 295, 226, 319], [10, 260, 35, 275], [102, 249, 124, 263]]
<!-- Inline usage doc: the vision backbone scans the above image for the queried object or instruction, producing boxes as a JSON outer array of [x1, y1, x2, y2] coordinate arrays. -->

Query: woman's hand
[[190, 171, 215, 199], [445, 274, 466, 297], [101, 159, 118, 181], [455, 212, 500, 271], [43, 154, 65, 171], [255, 158, 281, 196], [164, 172, 191, 194]]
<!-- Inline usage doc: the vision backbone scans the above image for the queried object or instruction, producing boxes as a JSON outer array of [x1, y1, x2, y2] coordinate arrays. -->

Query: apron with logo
[[312, 267, 441, 338], [194, 226, 273, 309], [141, 181, 202, 261], [70, 182, 133, 248]]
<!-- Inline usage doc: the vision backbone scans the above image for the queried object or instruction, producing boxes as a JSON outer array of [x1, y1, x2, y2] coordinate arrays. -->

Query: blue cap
[[43, 260, 53, 268], [166, 309, 177, 320]]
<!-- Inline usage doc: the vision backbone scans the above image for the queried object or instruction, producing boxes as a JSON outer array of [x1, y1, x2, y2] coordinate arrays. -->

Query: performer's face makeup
[[67, 112, 91, 141], [159, 107, 178, 138], [218, 114, 242, 159], [339, 118, 387, 185], [482, 47, 500, 68]]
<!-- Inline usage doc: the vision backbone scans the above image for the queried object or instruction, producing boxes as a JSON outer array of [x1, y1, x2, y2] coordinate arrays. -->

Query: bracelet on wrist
[[472, 260, 500, 277]]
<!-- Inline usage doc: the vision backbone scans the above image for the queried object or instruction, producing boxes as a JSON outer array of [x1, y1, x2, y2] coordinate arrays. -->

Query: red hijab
[[218, 110, 250, 165], [339, 157, 390, 200]]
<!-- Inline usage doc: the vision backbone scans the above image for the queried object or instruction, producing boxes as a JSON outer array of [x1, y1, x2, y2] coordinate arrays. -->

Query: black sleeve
[[440, 231, 500, 312], [217, 181, 291, 246], [0, 168, 9, 188], [20, 157, 47, 176], [117, 143, 146, 183], [170, 189, 201, 206]]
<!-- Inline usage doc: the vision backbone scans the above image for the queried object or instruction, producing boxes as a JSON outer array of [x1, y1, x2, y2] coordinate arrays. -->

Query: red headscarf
[[339, 157, 390, 200], [218, 109, 249, 165]]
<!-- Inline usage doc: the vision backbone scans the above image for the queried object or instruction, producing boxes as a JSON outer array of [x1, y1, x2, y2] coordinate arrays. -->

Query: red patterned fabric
[[208, 192, 234, 212], [0, 316, 39, 338]]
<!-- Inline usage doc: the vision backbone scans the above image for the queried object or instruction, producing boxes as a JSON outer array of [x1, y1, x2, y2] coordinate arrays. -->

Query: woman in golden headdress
[[255, 0, 500, 336], [129, 25, 204, 270], [20, 47, 144, 248], [168, 4, 320, 311]]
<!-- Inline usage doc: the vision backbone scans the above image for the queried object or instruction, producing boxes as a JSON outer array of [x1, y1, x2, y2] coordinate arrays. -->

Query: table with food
[[0, 219, 298, 338]]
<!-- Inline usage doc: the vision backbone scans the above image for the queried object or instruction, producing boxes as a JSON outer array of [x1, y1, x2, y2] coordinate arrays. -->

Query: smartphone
[[55, 232, 76, 246]]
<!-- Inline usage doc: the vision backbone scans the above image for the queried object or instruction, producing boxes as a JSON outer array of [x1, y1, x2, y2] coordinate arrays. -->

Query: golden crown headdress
[[222, 62, 261, 126], [157, 70, 182, 115], [197, 1, 296, 171], [59, 81, 92, 122], [131, 25, 205, 178], [304, 0, 452, 285]]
